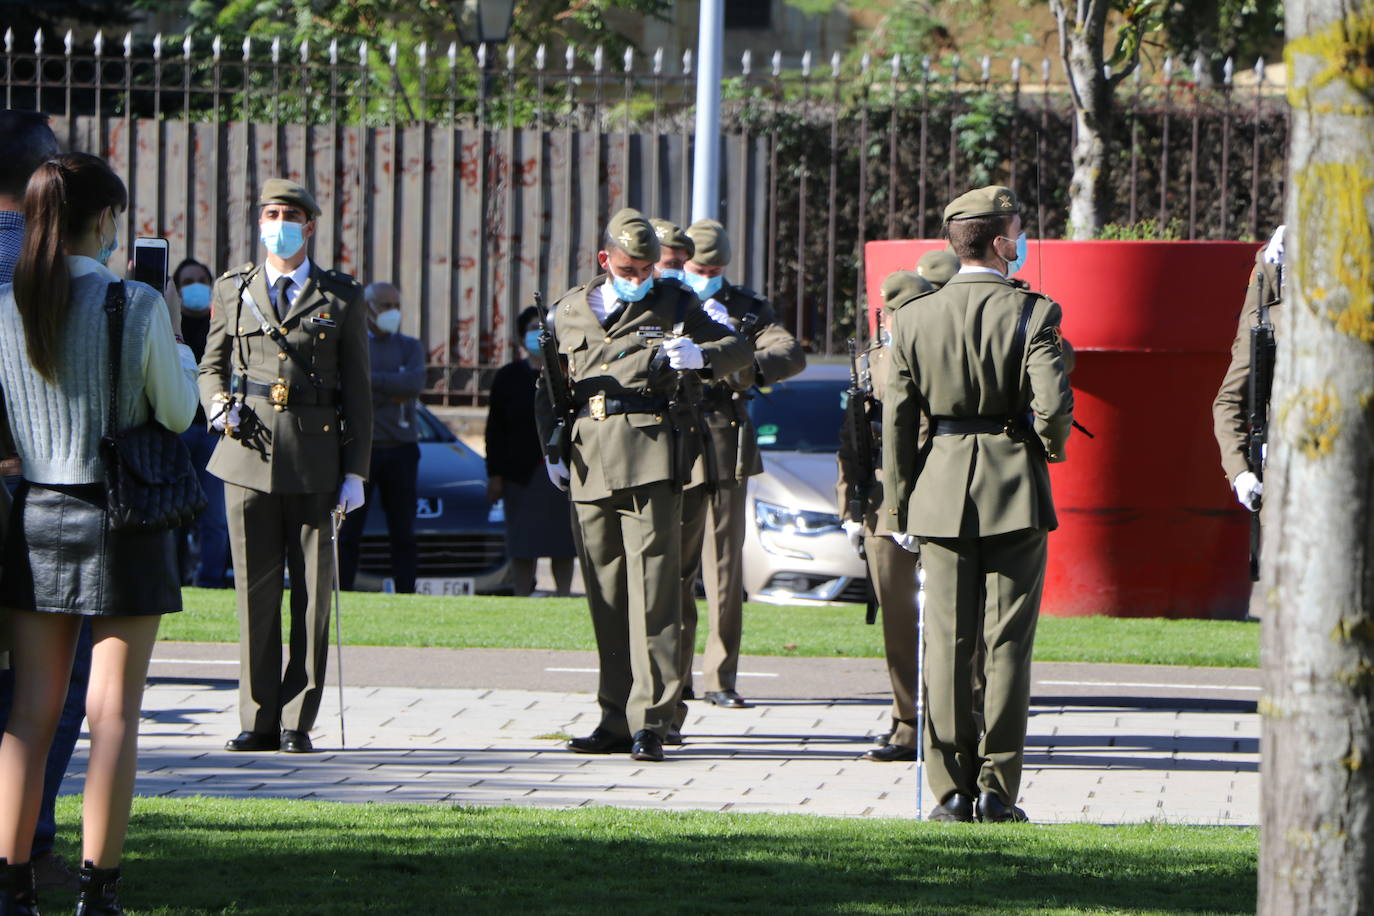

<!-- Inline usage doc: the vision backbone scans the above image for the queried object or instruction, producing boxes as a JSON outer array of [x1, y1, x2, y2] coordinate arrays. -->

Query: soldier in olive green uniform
[[837, 270, 928, 762], [534, 209, 752, 762], [916, 249, 960, 290], [679, 219, 807, 709], [200, 179, 373, 754], [884, 186, 1073, 822]]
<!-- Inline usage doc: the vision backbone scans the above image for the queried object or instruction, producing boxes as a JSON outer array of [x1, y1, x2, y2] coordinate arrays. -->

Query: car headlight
[[753, 500, 841, 537]]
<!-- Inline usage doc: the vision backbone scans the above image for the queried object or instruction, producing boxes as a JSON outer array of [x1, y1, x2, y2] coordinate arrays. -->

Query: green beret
[[686, 218, 731, 268], [650, 218, 694, 258], [916, 249, 961, 288], [880, 270, 930, 310], [605, 208, 660, 262], [943, 185, 1020, 222], [257, 177, 321, 219]]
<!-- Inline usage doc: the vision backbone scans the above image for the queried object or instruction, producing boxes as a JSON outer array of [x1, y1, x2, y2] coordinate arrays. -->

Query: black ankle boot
[[73, 862, 121, 916], [0, 858, 41, 916]]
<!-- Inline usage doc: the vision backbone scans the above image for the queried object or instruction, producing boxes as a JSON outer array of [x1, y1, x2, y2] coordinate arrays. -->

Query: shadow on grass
[[95, 801, 1256, 916]]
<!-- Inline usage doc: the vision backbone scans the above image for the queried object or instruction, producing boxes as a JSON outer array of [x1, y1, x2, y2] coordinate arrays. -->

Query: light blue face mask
[[611, 273, 653, 303], [998, 232, 1028, 276], [97, 215, 118, 266], [523, 329, 542, 352], [260, 219, 307, 259], [180, 282, 212, 312], [684, 270, 723, 301], [658, 268, 684, 282]]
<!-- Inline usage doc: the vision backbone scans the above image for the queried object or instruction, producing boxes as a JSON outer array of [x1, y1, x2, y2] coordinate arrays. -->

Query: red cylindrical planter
[[864, 240, 1259, 618]]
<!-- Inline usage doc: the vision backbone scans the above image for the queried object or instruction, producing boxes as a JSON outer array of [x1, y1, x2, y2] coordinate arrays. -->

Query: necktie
[[272, 275, 293, 321]]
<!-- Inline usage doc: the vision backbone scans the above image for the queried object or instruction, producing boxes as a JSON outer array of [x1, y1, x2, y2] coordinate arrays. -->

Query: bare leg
[[80, 614, 160, 868], [550, 557, 574, 597], [510, 558, 536, 597], [0, 611, 81, 863]]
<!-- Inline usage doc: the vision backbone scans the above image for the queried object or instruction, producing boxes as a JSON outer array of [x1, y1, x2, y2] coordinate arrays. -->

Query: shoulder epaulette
[[890, 287, 939, 312], [219, 262, 255, 281]]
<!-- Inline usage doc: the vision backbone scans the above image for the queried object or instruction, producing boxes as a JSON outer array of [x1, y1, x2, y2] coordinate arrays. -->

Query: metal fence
[[1, 30, 1290, 403]]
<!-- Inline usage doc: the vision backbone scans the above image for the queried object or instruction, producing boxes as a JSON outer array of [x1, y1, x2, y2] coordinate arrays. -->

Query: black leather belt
[[930, 416, 1011, 436], [574, 392, 669, 420], [236, 378, 341, 408]]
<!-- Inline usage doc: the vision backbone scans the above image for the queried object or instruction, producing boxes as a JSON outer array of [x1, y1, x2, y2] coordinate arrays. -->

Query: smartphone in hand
[[132, 237, 170, 293]]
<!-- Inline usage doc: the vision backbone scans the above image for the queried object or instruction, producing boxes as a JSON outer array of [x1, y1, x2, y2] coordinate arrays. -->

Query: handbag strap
[[103, 280, 127, 438]]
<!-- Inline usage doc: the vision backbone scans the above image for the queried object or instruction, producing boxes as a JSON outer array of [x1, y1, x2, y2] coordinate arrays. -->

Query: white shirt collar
[[587, 278, 619, 323], [958, 264, 1006, 278], [265, 257, 312, 291], [67, 255, 119, 281]]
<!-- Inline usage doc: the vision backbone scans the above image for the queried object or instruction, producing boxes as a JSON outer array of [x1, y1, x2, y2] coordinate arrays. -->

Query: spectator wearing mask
[[0, 152, 199, 914], [338, 282, 425, 593], [172, 257, 230, 588], [484, 305, 577, 597]]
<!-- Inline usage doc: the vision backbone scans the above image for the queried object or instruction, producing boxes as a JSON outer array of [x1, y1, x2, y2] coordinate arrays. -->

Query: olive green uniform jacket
[[199, 261, 373, 492], [882, 273, 1073, 538], [1211, 253, 1282, 484]]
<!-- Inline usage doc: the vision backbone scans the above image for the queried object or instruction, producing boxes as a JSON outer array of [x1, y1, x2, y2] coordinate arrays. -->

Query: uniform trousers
[[919, 527, 1046, 806], [574, 481, 683, 738], [225, 484, 335, 734], [699, 482, 748, 692], [864, 533, 920, 748], [673, 484, 710, 728]]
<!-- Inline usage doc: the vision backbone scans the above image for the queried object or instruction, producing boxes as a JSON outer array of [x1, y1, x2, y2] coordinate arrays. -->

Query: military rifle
[[534, 292, 574, 463], [845, 337, 880, 624], [1246, 269, 1276, 582]]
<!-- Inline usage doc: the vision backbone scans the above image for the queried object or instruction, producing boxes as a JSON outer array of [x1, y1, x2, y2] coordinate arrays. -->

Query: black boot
[[0, 858, 41, 916], [73, 862, 121, 916]]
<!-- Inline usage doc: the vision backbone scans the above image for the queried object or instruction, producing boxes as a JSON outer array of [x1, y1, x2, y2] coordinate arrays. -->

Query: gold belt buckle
[[269, 381, 290, 409], [588, 393, 607, 421]]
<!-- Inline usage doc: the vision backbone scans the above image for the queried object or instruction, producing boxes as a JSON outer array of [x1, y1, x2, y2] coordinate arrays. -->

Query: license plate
[[414, 577, 475, 596]]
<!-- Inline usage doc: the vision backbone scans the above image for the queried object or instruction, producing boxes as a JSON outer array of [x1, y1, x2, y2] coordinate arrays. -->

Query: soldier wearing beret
[[838, 270, 927, 762], [916, 249, 961, 289], [883, 186, 1073, 822], [679, 218, 806, 711], [200, 177, 373, 754], [534, 208, 752, 762]]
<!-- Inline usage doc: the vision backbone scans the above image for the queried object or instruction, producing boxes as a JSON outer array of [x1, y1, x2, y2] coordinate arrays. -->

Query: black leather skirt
[[0, 481, 182, 616]]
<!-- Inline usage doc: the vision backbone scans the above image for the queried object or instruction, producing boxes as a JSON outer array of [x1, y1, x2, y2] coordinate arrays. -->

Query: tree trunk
[[1054, 0, 1114, 240], [1259, 2, 1374, 912]]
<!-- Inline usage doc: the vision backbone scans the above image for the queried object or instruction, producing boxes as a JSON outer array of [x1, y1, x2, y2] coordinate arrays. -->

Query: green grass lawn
[[54, 797, 1256, 915], [164, 590, 1259, 668]]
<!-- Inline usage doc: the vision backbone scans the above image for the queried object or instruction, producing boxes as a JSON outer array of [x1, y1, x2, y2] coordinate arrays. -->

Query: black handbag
[[99, 281, 207, 532]]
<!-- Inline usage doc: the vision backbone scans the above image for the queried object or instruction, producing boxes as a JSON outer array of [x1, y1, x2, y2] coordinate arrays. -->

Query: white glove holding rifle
[[842, 520, 864, 558], [337, 473, 366, 514], [546, 458, 571, 492], [1233, 470, 1263, 512], [663, 335, 705, 370], [208, 393, 241, 433]]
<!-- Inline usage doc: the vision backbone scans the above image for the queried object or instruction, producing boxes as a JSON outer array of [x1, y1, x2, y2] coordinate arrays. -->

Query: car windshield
[[748, 379, 846, 453]]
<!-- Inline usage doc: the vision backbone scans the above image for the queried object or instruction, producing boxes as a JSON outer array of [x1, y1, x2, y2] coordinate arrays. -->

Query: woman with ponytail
[[0, 153, 198, 915]]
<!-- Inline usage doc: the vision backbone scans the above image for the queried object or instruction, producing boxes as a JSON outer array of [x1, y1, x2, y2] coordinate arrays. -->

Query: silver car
[[742, 363, 869, 605]]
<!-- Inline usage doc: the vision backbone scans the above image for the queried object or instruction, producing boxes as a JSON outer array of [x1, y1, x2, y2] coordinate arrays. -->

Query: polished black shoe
[[929, 792, 975, 823], [630, 729, 665, 762], [664, 728, 684, 746], [1, 857, 40, 916], [976, 792, 1029, 823], [703, 689, 749, 709], [224, 730, 279, 752], [863, 743, 917, 762], [74, 860, 123, 915], [280, 730, 316, 754], [566, 728, 634, 754]]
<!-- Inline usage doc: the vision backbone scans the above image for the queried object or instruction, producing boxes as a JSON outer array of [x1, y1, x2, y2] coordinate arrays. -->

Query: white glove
[[702, 300, 730, 326], [663, 335, 705, 370], [337, 473, 366, 514], [891, 533, 919, 553], [1263, 225, 1285, 266], [841, 519, 864, 557], [209, 395, 241, 433], [1233, 470, 1263, 512], [546, 458, 570, 492]]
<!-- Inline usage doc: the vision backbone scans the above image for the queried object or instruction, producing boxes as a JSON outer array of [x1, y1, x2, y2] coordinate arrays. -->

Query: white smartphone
[[132, 236, 170, 294]]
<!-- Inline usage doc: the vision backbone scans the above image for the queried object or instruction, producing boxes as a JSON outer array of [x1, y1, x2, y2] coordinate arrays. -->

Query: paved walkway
[[105, 644, 1260, 825]]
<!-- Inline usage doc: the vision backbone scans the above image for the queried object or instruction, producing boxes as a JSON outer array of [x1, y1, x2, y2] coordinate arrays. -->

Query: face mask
[[374, 309, 402, 335], [523, 329, 542, 353], [180, 282, 212, 312], [658, 268, 684, 282], [611, 273, 653, 303], [997, 232, 1028, 276], [97, 212, 118, 265], [260, 219, 306, 259], [684, 271, 723, 301]]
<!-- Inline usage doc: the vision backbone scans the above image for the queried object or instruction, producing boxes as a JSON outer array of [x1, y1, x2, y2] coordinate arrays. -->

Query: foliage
[[0, 0, 137, 40], [1160, 0, 1285, 82], [1089, 217, 1186, 239], [953, 91, 1016, 187]]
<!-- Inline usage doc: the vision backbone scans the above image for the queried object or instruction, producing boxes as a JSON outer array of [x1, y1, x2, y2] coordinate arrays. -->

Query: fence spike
[[477, 42, 487, 69], [831, 50, 841, 77], [741, 49, 751, 76], [271, 36, 280, 64], [770, 49, 781, 77], [507, 43, 516, 70], [1011, 56, 1021, 83], [567, 45, 576, 71], [242, 36, 251, 61], [183, 34, 192, 59], [211, 34, 220, 61], [300, 39, 310, 64], [1223, 56, 1234, 85], [4, 29, 11, 54], [153, 32, 163, 59], [535, 43, 546, 70], [922, 55, 931, 79], [122, 31, 132, 58], [1255, 57, 1264, 84], [417, 41, 426, 67], [981, 54, 990, 82], [593, 45, 603, 72], [33, 29, 42, 54], [623, 46, 632, 73], [1163, 55, 1173, 81], [1192, 53, 1203, 82], [682, 48, 692, 75], [652, 47, 662, 75], [1104, 62, 1112, 79], [951, 53, 960, 81], [388, 41, 397, 67], [328, 38, 337, 65], [1133, 63, 1142, 85], [860, 52, 870, 76], [448, 41, 458, 68], [358, 41, 367, 67], [802, 50, 813, 78], [65, 29, 73, 56], [1042, 57, 1050, 83], [891, 52, 901, 79]]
